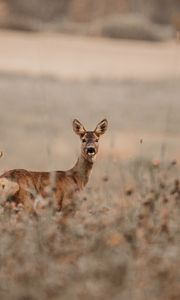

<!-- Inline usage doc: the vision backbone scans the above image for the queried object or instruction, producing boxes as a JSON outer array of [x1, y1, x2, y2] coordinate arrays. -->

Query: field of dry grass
[[0, 74, 179, 300], [0, 160, 180, 300], [0, 31, 180, 300], [0, 74, 180, 171]]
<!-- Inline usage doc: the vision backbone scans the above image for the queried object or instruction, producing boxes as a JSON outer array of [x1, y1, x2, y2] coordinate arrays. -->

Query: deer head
[[73, 119, 108, 163]]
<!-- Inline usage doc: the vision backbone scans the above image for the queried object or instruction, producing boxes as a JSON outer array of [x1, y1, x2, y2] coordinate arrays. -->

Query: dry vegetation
[[0, 158, 180, 300], [0, 0, 179, 40], [0, 32, 179, 297]]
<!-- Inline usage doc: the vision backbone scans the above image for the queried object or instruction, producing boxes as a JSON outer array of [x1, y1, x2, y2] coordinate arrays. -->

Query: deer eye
[[82, 139, 86, 143], [95, 139, 99, 142]]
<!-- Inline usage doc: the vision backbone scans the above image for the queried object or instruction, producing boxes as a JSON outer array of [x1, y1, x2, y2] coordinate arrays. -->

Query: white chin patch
[[88, 153, 95, 157]]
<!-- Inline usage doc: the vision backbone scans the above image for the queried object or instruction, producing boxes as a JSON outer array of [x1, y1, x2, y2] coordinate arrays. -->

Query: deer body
[[0, 159, 93, 212], [0, 119, 108, 213]]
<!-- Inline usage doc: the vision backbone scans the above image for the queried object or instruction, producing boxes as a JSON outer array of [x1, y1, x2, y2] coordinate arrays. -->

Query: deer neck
[[71, 155, 94, 189]]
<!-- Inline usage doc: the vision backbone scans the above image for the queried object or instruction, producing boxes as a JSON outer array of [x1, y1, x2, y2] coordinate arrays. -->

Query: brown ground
[[0, 30, 179, 80]]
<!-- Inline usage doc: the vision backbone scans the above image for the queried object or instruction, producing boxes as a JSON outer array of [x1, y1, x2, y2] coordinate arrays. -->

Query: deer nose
[[87, 147, 95, 155]]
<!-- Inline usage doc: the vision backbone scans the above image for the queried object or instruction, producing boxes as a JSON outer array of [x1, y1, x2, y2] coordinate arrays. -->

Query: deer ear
[[95, 119, 108, 136], [73, 119, 86, 136]]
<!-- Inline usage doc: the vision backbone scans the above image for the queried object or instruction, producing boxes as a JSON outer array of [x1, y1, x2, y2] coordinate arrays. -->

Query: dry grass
[[0, 158, 180, 300], [0, 56, 179, 298]]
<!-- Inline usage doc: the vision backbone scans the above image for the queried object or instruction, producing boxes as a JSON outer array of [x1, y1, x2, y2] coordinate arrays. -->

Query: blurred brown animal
[[0, 119, 108, 214]]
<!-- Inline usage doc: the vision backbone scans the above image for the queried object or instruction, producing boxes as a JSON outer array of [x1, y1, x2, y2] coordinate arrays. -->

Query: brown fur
[[0, 119, 108, 214]]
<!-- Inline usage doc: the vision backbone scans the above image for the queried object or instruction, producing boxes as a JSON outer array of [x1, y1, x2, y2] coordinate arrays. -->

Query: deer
[[0, 119, 108, 215]]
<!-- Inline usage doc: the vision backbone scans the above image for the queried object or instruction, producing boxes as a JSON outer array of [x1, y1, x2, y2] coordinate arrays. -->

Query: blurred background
[[0, 0, 179, 172]]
